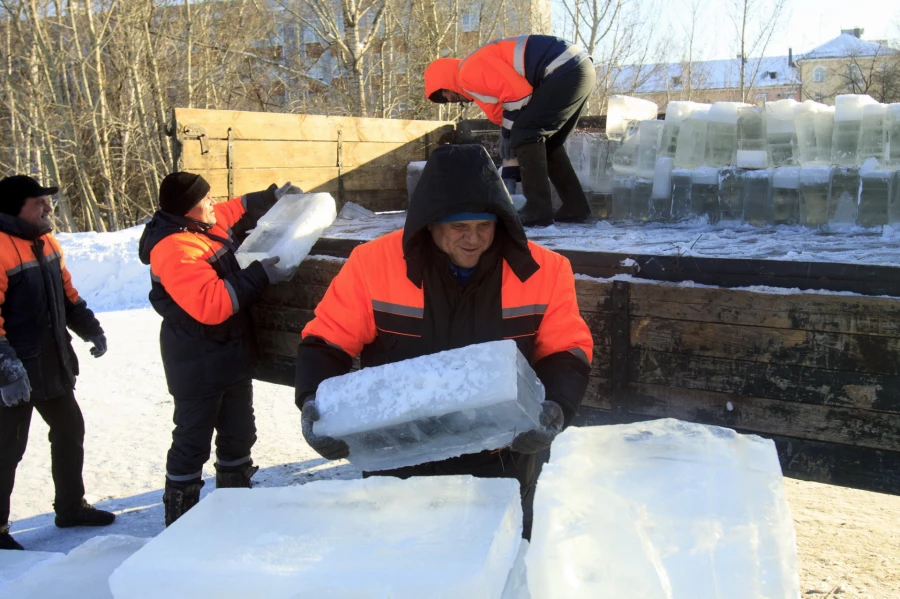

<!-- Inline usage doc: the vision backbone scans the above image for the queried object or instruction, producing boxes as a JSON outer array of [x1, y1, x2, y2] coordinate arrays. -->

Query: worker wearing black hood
[[294, 145, 592, 538]]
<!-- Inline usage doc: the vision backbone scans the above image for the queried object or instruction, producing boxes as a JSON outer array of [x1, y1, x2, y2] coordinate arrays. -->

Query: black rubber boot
[[0, 524, 23, 550], [547, 144, 592, 223], [516, 142, 554, 227], [54, 499, 116, 528], [163, 481, 203, 527], [215, 463, 259, 489], [500, 165, 521, 196]]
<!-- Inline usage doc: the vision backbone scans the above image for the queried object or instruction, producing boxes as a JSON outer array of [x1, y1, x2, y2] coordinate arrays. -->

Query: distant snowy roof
[[798, 33, 892, 60], [608, 56, 798, 94]]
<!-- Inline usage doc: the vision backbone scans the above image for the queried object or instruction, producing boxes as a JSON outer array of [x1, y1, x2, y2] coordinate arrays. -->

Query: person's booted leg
[[0, 523, 23, 550], [516, 142, 554, 227], [213, 380, 257, 489], [0, 403, 32, 548], [163, 479, 203, 527], [215, 462, 259, 488], [546, 144, 592, 223]]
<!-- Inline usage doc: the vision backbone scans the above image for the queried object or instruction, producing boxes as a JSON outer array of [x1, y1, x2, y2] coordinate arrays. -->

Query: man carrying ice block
[[295, 144, 593, 538], [139, 173, 295, 526]]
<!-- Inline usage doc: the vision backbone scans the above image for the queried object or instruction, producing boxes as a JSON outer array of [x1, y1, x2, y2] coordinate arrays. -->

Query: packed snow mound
[[57, 226, 150, 313]]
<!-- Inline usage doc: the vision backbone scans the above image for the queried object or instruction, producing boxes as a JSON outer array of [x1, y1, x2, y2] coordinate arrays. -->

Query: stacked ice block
[[736, 105, 767, 168], [313, 339, 545, 472], [799, 166, 832, 227], [889, 104, 900, 167], [772, 166, 801, 225], [831, 94, 878, 166], [606, 95, 658, 141], [110, 477, 523, 599], [859, 103, 889, 163], [526, 419, 800, 599], [705, 102, 746, 167], [234, 192, 337, 280], [673, 105, 710, 169], [766, 99, 798, 166], [0, 536, 149, 599]]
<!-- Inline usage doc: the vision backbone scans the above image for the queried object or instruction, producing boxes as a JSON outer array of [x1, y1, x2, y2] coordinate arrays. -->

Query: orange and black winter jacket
[[0, 214, 103, 400], [424, 35, 589, 137], [138, 189, 277, 397], [296, 145, 592, 425]]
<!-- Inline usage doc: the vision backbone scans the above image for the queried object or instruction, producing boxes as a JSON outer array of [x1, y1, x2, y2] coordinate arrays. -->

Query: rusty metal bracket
[[227, 128, 235, 199], [610, 280, 631, 419], [336, 129, 344, 207], [182, 124, 209, 155]]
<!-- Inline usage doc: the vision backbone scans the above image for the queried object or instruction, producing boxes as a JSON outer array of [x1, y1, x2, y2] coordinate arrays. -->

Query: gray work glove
[[274, 182, 304, 200], [0, 374, 32, 408], [301, 399, 350, 460], [511, 400, 564, 454], [499, 134, 515, 161], [259, 256, 281, 284], [88, 334, 107, 358]]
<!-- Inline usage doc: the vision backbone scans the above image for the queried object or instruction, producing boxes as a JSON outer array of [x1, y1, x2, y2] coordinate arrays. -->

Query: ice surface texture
[[0, 535, 148, 599], [314, 340, 545, 471], [0, 550, 63, 591], [526, 419, 800, 599], [110, 477, 522, 599], [235, 192, 337, 279], [607, 95, 659, 141]]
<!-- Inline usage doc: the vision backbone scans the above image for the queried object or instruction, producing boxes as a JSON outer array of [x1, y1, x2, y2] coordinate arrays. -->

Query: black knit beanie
[[0, 175, 59, 216], [158, 172, 210, 216]]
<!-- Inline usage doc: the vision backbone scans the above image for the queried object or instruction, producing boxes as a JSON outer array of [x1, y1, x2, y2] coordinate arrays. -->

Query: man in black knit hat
[[139, 172, 294, 525], [0, 175, 114, 551]]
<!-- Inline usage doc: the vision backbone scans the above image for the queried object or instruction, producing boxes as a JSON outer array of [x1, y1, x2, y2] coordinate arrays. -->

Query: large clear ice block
[[636, 120, 664, 179], [611, 176, 634, 221], [799, 167, 832, 228], [630, 178, 652, 222], [814, 106, 835, 164], [650, 157, 674, 221], [0, 550, 63, 590], [234, 192, 337, 280], [313, 340, 544, 472], [1, 536, 148, 599], [828, 167, 860, 226], [110, 478, 523, 599], [831, 94, 877, 166], [772, 167, 800, 225], [673, 107, 711, 169], [691, 167, 719, 224], [891, 170, 900, 225], [765, 99, 798, 166], [526, 420, 800, 599], [743, 169, 773, 227], [857, 167, 892, 228], [590, 138, 618, 193], [660, 101, 708, 159], [888, 104, 900, 167], [705, 102, 746, 167], [718, 167, 745, 225], [670, 169, 693, 221], [736, 105, 768, 169], [606, 95, 658, 141], [794, 100, 827, 165], [858, 103, 889, 164], [564, 134, 593, 190], [611, 122, 641, 176]]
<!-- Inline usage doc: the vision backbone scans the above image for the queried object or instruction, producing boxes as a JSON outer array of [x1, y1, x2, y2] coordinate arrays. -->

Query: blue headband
[[435, 212, 498, 223]]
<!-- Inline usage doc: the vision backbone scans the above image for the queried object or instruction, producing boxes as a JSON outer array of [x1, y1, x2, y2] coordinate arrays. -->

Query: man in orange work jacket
[[0, 175, 114, 551], [424, 35, 595, 227], [138, 172, 286, 526], [295, 145, 592, 538]]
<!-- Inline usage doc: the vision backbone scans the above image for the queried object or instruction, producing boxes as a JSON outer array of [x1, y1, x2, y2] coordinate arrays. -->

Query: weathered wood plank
[[200, 165, 407, 198], [574, 278, 614, 313], [631, 350, 900, 413], [288, 257, 346, 286], [252, 305, 315, 334], [257, 329, 303, 359], [341, 189, 408, 212], [630, 283, 900, 337], [632, 317, 900, 376], [587, 380, 900, 451], [174, 107, 453, 142], [182, 140, 428, 171]]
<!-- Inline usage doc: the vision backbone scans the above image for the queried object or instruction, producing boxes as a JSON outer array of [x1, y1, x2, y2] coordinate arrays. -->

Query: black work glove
[[301, 398, 350, 461], [511, 400, 564, 454], [0, 374, 31, 407], [259, 256, 282, 284], [499, 134, 515, 161], [88, 334, 107, 358], [274, 182, 303, 200]]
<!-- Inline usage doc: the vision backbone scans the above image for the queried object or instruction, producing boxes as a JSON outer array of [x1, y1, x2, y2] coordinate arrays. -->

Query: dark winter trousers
[[0, 389, 86, 523], [508, 58, 597, 154], [165, 379, 257, 489], [365, 448, 549, 540]]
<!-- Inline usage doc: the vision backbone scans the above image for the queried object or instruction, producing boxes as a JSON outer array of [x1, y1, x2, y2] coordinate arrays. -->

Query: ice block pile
[[313, 339, 545, 472], [109, 477, 523, 599], [0, 535, 149, 599], [567, 94, 900, 229], [526, 419, 801, 599], [234, 192, 337, 280]]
